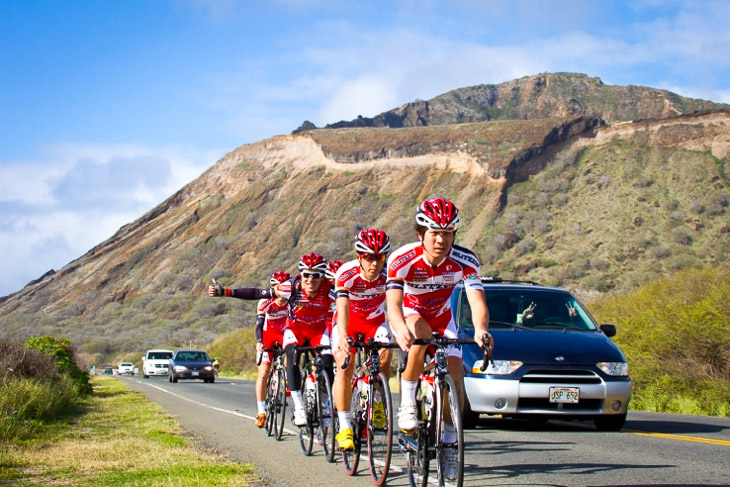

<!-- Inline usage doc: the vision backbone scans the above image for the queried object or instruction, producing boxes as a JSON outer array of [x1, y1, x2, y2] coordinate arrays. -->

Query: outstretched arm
[[208, 278, 275, 300]]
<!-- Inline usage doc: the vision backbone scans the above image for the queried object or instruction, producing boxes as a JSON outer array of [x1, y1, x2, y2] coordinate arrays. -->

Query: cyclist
[[386, 197, 491, 480], [326, 260, 344, 284], [207, 253, 335, 427], [281, 253, 335, 426], [332, 229, 392, 451], [254, 271, 291, 428]]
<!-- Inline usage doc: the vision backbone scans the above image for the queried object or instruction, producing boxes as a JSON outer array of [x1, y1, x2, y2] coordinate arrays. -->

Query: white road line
[[125, 378, 446, 484], [128, 377, 299, 436]]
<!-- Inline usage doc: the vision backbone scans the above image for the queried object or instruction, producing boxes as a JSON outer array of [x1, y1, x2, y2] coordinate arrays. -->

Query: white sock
[[442, 423, 457, 444], [256, 400, 266, 415], [400, 380, 418, 407], [338, 411, 351, 430], [291, 390, 305, 410]]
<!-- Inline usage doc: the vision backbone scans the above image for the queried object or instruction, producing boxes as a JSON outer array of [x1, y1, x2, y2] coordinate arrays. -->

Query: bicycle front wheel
[[343, 377, 363, 475], [366, 372, 393, 486], [435, 374, 464, 487], [404, 380, 431, 487], [317, 371, 336, 463], [264, 370, 275, 437], [298, 378, 315, 455], [274, 368, 287, 441]]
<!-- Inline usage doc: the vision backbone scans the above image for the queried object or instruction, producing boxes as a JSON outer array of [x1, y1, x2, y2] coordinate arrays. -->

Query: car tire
[[143, 374, 149, 378], [594, 412, 626, 432], [209, 376, 215, 383], [462, 398, 480, 429]]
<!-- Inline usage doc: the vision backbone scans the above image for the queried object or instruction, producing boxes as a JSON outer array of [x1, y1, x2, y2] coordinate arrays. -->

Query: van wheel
[[143, 374, 149, 379]]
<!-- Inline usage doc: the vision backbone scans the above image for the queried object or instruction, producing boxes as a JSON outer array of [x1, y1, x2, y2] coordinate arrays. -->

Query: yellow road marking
[[632, 431, 730, 446]]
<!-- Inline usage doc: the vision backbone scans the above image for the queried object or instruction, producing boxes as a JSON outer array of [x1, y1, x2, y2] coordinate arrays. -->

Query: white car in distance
[[117, 362, 135, 375], [142, 349, 174, 378]]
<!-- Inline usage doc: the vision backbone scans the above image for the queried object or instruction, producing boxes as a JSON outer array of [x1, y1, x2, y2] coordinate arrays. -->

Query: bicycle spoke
[[318, 372, 336, 463]]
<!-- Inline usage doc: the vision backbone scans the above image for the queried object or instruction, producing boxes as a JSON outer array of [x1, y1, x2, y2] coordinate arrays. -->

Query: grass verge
[[0, 375, 257, 486]]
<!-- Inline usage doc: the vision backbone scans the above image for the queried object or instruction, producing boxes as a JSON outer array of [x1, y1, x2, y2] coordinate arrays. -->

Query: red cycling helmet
[[415, 197, 460, 231], [270, 271, 292, 286], [298, 252, 328, 272], [355, 228, 391, 255], [325, 260, 344, 280]]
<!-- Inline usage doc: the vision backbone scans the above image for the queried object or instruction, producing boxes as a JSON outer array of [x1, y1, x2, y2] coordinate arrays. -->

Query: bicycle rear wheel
[[435, 374, 464, 487], [317, 371, 336, 462], [367, 372, 393, 486], [343, 377, 363, 475], [274, 368, 287, 441]]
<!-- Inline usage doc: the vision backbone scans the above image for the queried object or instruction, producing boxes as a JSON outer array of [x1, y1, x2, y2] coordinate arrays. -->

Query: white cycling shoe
[[397, 404, 418, 431], [293, 408, 307, 427]]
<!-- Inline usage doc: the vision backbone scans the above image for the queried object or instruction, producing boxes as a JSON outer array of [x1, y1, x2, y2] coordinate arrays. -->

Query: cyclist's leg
[[398, 313, 430, 430], [256, 359, 272, 412], [333, 325, 355, 428], [284, 328, 306, 422], [373, 323, 393, 379]]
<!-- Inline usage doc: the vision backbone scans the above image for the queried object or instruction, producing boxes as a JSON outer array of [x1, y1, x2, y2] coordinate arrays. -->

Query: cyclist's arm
[[255, 313, 265, 343], [335, 290, 350, 353], [465, 286, 491, 348], [386, 279, 413, 351]]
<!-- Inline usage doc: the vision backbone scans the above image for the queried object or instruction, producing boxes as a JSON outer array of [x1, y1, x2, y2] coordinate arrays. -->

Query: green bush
[[25, 336, 92, 396], [588, 268, 730, 416]]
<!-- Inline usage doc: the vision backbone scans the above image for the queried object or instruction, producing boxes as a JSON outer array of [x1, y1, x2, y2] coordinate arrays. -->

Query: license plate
[[549, 386, 579, 403], [192, 371, 199, 377]]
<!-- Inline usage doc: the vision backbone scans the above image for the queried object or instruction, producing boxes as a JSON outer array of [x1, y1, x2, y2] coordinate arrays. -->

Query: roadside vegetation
[[587, 267, 730, 416], [1, 374, 257, 486]]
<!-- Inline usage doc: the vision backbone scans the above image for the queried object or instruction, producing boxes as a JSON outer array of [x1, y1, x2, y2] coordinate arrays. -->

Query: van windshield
[[148, 352, 173, 360]]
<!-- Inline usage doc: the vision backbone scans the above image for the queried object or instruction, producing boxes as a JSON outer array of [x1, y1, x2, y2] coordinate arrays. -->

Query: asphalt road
[[119, 375, 730, 487]]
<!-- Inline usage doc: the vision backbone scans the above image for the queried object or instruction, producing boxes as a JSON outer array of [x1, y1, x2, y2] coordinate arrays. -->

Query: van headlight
[[597, 362, 629, 376], [472, 360, 522, 375]]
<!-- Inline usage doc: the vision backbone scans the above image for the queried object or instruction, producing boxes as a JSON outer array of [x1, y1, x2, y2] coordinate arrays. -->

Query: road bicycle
[[296, 344, 336, 462], [259, 342, 287, 440], [340, 334, 400, 486], [398, 332, 491, 487]]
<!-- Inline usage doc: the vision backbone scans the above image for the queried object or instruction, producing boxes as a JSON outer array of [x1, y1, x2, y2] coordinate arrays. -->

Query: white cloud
[[0, 143, 216, 296]]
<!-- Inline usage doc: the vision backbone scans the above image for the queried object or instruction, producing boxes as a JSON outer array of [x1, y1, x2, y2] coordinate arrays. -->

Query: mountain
[[1, 73, 729, 363], [294, 72, 725, 131]]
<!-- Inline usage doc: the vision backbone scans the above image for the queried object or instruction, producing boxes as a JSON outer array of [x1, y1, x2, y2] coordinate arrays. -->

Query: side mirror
[[141, 356, 146, 361], [600, 324, 617, 337]]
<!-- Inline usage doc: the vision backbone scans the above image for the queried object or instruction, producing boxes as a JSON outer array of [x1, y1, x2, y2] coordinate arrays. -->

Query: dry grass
[[0, 376, 257, 486]]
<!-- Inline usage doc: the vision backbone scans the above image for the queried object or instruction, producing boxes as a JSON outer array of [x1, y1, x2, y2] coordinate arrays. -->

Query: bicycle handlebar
[[397, 333, 494, 372], [341, 337, 400, 369]]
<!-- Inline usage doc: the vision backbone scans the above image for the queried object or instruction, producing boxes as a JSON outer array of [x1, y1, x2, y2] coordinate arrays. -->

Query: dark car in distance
[[168, 350, 216, 383], [453, 278, 631, 431]]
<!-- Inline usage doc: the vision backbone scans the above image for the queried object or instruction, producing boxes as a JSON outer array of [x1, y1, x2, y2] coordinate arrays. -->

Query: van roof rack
[[481, 276, 540, 286]]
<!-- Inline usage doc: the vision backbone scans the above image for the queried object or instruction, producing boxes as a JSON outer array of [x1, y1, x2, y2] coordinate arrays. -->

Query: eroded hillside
[[1, 106, 728, 363]]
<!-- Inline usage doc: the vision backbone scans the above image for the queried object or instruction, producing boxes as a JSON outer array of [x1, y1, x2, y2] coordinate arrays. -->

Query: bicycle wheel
[[405, 380, 433, 487], [264, 370, 275, 437], [435, 374, 464, 487], [274, 367, 287, 441], [343, 377, 363, 475], [298, 377, 315, 455], [317, 371, 336, 463], [367, 372, 393, 486]]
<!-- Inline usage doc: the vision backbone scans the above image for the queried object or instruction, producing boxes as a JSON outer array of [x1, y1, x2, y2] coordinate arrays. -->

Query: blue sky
[[1, 0, 729, 296]]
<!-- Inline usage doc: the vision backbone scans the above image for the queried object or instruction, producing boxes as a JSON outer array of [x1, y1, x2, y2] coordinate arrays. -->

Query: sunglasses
[[302, 272, 323, 279], [358, 253, 387, 263]]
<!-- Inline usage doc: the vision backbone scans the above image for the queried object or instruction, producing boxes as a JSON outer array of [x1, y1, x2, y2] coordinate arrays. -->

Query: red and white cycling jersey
[[387, 241, 482, 331], [257, 298, 288, 341], [278, 278, 335, 346], [334, 259, 387, 334]]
